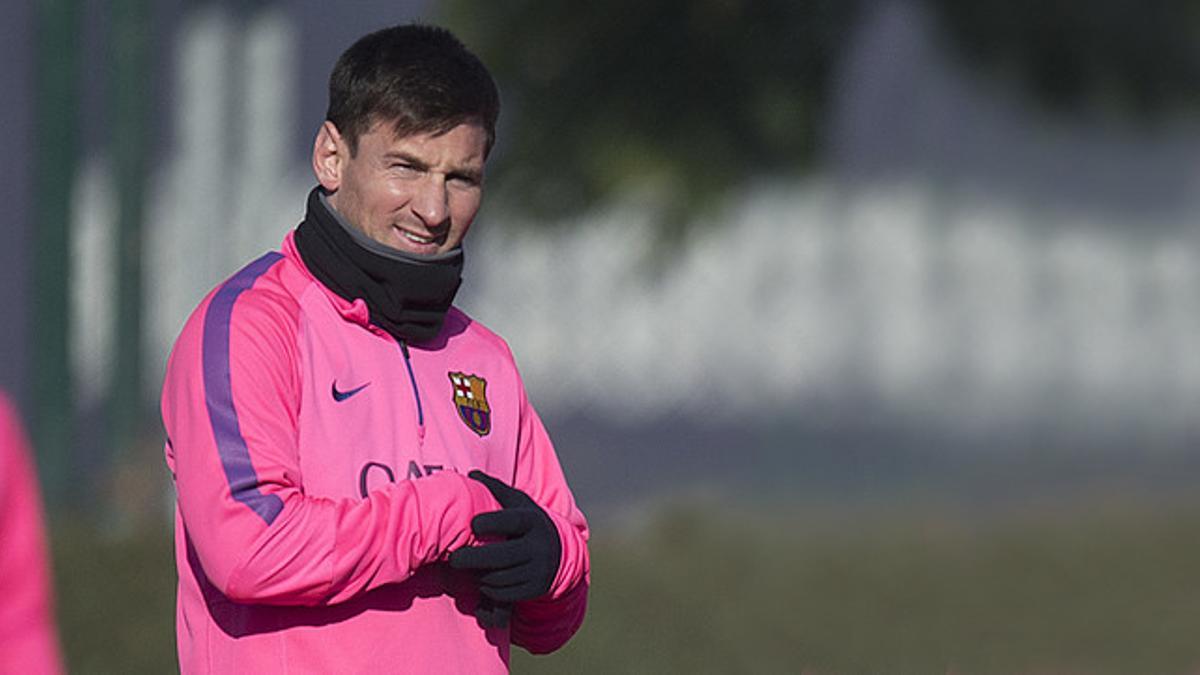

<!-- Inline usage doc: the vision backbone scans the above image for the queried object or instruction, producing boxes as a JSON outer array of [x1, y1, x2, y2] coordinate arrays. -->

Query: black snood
[[294, 187, 463, 343]]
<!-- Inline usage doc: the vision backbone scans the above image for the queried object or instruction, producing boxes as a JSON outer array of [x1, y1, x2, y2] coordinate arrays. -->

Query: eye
[[448, 173, 480, 188]]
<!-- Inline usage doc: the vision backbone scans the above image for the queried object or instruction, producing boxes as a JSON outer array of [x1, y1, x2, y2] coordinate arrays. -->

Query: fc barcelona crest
[[448, 372, 491, 436]]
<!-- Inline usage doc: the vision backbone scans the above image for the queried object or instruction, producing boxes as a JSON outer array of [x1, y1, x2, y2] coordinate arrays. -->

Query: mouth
[[393, 225, 448, 252]]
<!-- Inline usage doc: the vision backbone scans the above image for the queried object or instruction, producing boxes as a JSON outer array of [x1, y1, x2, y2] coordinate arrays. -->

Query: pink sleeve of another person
[[0, 394, 64, 675]]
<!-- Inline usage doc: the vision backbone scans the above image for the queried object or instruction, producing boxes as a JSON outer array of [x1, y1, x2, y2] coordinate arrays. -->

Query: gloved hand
[[450, 470, 562, 626], [473, 597, 513, 629]]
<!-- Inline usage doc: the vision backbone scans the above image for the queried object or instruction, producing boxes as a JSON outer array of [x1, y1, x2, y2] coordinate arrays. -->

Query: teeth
[[403, 230, 433, 244]]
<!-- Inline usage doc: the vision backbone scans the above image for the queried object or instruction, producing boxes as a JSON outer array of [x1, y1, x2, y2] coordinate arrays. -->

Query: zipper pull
[[399, 338, 410, 360]]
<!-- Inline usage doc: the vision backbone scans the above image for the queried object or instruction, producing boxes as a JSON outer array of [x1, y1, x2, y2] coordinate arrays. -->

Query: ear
[[312, 121, 347, 192]]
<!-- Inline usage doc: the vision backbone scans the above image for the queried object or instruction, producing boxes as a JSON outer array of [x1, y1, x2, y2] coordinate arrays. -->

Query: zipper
[[397, 338, 426, 440]]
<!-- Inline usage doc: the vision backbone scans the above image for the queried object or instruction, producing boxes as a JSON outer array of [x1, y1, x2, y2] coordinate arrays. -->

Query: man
[[0, 392, 64, 675], [161, 25, 589, 673]]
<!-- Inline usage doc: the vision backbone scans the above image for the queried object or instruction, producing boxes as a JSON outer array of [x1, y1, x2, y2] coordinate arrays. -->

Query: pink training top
[[162, 234, 589, 674], [0, 393, 64, 675]]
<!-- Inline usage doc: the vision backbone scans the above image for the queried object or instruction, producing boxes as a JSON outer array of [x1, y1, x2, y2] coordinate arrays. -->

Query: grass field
[[51, 493, 1200, 674]]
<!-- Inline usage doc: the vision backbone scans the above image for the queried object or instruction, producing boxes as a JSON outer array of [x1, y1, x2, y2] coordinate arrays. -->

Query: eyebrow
[[382, 151, 429, 170]]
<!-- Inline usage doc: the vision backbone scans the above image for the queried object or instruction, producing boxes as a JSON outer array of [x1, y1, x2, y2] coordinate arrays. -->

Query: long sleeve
[[506, 371, 590, 654], [0, 394, 64, 675], [162, 265, 500, 606]]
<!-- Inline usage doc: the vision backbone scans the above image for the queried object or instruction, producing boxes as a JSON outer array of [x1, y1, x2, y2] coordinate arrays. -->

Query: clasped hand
[[449, 470, 562, 628]]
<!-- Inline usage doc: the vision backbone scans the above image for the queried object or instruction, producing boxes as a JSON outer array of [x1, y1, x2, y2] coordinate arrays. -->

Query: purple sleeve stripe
[[201, 252, 286, 525]]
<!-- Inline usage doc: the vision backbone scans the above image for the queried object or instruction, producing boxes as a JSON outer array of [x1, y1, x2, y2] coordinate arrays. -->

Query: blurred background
[[4, 0, 1200, 672]]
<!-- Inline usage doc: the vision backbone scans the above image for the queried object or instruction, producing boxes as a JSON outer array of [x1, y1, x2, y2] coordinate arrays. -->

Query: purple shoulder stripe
[[201, 252, 286, 525]]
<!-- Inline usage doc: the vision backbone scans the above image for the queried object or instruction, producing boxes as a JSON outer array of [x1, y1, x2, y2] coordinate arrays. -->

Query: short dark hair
[[326, 24, 500, 156]]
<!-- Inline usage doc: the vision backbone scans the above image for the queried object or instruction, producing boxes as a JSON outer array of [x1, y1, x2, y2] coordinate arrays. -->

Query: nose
[[410, 175, 449, 228]]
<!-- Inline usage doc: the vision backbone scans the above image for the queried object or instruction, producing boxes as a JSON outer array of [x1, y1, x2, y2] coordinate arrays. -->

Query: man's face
[[318, 120, 488, 256]]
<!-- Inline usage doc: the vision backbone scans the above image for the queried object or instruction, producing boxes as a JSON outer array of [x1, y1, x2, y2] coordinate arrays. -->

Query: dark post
[[108, 0, 151, 511], [31, 0, 83, 509]]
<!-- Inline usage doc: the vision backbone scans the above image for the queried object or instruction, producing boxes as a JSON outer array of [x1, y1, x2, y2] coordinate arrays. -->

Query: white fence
[[462, 182, 1200, 438]]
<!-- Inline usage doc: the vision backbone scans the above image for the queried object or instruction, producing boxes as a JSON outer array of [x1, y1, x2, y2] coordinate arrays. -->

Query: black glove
[[449, 471, 562, 622], [473, 596, 513, 629]]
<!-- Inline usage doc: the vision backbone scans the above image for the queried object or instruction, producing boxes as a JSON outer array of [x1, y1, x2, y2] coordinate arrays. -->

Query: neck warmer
[[294, 187, 463, 343]]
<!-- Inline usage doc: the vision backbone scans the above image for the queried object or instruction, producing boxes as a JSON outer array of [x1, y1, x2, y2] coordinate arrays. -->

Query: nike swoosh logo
[[332, 381, 370, 402]]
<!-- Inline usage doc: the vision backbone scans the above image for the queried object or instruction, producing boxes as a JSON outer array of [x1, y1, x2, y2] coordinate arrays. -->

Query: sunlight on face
[[326, 121, 488, 256]]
